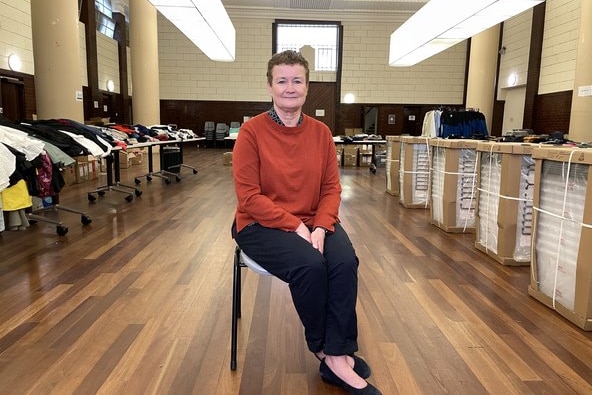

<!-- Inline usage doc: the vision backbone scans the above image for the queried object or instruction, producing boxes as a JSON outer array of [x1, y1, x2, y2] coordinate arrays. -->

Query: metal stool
[[230, 246, 271, 370]]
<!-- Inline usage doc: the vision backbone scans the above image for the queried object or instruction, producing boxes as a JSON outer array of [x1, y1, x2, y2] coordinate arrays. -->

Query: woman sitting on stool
[[231, 49, 381, 395]]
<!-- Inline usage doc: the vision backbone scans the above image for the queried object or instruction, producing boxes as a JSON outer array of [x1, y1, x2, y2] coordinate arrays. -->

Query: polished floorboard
[[0, 146, 591, 395]]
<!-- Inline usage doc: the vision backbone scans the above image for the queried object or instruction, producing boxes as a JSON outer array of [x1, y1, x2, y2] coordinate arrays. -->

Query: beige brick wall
[[497, 9, 534, 133], [498, 9, 533, 91], [97, 33, 120, 93], [158, 15, 467, 105], [80, 22, 88, 87], [0, 0, 34, 75], [539, 0, 580, 94], [157, 15, 272, 101], [341, 20, 466, 105]]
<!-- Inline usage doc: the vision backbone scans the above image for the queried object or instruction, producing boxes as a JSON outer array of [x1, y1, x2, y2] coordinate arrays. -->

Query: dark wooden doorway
[[302, 82, 336, 132], [1, 76, 25, 121], [403, 106, 422, 135], [102, 93, 123, 124]]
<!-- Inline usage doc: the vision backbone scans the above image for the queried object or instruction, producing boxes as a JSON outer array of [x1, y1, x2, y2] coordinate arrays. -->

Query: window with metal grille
[[95, 0, 115, 38], [275, 23, 339, 71]]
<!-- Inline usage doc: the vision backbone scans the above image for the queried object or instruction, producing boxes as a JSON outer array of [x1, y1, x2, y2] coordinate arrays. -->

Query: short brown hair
[[266, 50, 310, 85]]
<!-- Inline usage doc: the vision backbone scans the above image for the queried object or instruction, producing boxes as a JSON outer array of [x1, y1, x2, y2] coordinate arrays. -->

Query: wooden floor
[[0, 146, 591, 395]]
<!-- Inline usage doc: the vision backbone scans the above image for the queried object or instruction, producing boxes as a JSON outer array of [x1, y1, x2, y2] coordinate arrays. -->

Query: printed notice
[[315, 109, 325, 116], [578, 85, 592, 97]]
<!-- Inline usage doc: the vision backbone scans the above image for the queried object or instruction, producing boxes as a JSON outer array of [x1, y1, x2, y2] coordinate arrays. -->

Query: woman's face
[[268, 64, 308, 113]]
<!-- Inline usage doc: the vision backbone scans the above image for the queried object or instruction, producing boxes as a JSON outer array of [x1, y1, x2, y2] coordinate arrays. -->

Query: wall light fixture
[[8, 54, 22, 71]]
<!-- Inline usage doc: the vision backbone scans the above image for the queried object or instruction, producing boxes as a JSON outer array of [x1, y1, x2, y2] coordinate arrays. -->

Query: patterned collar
[[267, 107, 304, 126]]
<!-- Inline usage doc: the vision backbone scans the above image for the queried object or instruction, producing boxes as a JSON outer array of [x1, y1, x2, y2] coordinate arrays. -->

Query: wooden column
[[114, 12, 131, 124], [80, 0, 102, 120]]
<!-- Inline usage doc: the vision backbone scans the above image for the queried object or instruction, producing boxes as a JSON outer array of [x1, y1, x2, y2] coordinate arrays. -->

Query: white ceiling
[[220, 0, 428, 22], [221, 0, 427, 12]]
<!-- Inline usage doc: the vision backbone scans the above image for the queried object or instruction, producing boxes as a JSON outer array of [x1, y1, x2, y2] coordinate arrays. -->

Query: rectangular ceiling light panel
[[389, 0, 544, 67], [149, 0, 236, 62]]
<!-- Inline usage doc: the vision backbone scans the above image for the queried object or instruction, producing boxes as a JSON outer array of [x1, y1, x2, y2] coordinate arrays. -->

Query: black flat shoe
[[315, 354, 371, 379], [350, 354, 372, 379], [319, 359, 382, 395]]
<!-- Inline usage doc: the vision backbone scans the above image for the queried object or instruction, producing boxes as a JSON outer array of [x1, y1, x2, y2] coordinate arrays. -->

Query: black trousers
[[233, 222, 359, 356]]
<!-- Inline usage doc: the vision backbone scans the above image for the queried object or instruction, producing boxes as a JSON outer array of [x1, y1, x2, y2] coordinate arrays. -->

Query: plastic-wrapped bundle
[[399, 136, 431, 208], [474, 142, 536, 266], [529, 147, 592, 331]]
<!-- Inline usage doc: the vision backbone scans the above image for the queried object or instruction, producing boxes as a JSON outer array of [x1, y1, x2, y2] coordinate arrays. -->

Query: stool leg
[[230, 247, 242, 370]]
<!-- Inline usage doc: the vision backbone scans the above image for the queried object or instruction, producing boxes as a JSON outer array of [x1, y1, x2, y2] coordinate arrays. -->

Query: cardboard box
[[375, 151, 387, 168], [343, 146, 358, 167], [359, 144, 373, 155], [474, 142, 536, 265], [99, 157, 108, 173], [357, 143, 372, 167], [344, 128, 355, 136], [429, 139, 479, 233], [126, 148, 145, 166], [343, 153, 357, 167], [386, 136, 401, 160], [78, 156, 98, 183], [62, 155, 98, 185], [335, 144, 343, 166], [386, 160, 400, 196], [528, 146, 592, 331], [131, 151, 143, 165], [223, 152, 233, 166], [359, 153, 372, 167], [399, 136, 431, 208], [61, 165, 77, 186], [385, 136, 401, 196], [119, 151, 135, 169]]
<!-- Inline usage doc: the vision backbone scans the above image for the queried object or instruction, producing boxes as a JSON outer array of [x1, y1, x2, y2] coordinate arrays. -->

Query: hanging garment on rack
[[0, 143, 16, 192], [1, 179, 32, 211], [1, 127, 46, 230], [0, 143, 16, 232], [1, 137, 40, 195], [439, 109, 488, 138], [421, 110, 442, 137], [37, 152, 54, 198], [0, 125, 45, 161], [53, 129, 107, 157], [0, 195, 3, 232], [33, 119, 113, 154], [32, 139, 75, 169], [10, 121, 89, 158]]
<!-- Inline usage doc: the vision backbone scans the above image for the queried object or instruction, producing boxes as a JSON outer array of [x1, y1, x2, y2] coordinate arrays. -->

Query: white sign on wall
[[578, 85, 592, 97]]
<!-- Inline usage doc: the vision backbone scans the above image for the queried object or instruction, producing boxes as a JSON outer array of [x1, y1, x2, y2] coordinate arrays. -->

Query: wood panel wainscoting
[[0, 147, 591, 394]]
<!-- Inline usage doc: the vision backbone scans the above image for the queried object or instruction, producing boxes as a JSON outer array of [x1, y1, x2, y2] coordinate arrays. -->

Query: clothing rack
[[87, 148, 142, 203], [133, 138, 201, 185], [27, 198, 92, 236]]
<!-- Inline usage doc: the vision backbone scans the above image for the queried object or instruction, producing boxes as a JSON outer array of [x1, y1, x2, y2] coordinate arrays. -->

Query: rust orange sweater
[[233, 112, 341, 233]]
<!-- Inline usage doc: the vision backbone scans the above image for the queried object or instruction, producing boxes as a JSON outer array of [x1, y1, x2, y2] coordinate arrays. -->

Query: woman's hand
[[311, 227, 326, 254], [295, 222, 312, 243], [296, 223, 326, 253]]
